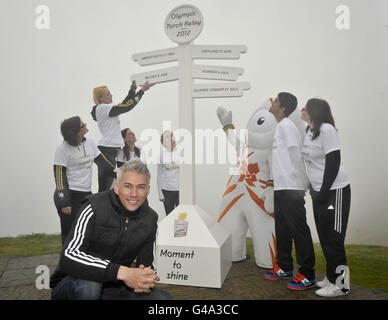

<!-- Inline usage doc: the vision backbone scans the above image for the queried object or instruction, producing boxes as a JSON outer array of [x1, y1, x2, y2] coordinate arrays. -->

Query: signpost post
[[131, 4, 250, 204], [131, 4, 250, 288]]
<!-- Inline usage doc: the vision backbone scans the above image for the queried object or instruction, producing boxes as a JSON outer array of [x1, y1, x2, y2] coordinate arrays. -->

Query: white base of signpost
[[154, 204, 232, 288]]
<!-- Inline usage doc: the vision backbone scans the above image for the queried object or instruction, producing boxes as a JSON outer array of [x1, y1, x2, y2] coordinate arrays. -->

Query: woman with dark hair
[[91, 81, 154, 192], [51, 116, 106, 289], [53, 116, 108, 244], [301, 98, 351, 297], [116, 128, 146, 167], [157, 130, 180, 216]]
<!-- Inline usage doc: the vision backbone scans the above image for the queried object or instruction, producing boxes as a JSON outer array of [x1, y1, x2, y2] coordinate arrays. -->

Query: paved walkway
[[0, 254, 387, 300]]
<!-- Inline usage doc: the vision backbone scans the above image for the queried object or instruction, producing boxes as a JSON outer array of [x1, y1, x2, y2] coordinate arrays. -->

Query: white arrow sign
[[192, 64, 244, 81], [131, 66, 179, 84], [132, 47, 179, 66], [192, 45, 247, 59], [193, 82, 250, 98]]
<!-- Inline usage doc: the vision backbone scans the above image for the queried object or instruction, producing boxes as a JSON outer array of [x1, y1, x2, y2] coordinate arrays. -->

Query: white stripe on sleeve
[[65, 204, 110, 269]]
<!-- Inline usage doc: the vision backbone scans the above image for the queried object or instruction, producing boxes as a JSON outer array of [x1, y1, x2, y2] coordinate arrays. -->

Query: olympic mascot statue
[[216, 99, 305, 268]]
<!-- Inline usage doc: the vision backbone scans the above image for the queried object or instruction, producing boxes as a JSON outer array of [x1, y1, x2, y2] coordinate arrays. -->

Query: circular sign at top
[[164, 4, 204, 44]]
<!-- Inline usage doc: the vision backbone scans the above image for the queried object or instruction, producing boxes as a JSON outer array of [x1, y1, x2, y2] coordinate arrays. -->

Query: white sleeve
[[90, 139, 101, 158], [54, 144, 68, 167], [321, 125, 340, 155]]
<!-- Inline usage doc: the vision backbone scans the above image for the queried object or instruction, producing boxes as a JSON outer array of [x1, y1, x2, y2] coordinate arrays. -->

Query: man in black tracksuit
[[51, 160, 172, 300]]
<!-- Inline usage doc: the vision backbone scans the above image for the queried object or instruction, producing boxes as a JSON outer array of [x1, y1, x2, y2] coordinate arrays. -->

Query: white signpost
[[131, 4, 250, 288]]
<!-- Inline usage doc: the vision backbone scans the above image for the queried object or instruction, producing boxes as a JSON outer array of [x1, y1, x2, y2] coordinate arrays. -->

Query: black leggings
[[52, 190, 91, 289], [97, 146, 118, 192], [162, 190, 179, 216]]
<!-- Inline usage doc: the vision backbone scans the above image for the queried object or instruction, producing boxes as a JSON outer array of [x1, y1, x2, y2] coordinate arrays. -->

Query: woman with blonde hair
[[91, 81, 154, 191]]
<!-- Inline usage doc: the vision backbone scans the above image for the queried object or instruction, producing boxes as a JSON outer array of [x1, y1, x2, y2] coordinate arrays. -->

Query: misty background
[[0, 0, 387, 246]]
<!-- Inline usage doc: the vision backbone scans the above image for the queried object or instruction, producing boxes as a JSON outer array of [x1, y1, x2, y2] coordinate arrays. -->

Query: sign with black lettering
[[193, 82, 251, 98], [131, 66, 179, 84], [192, 64, 244, 81], [155, 205, 232, 288], [164, 4, 204, 44], [132, 47, 178, 66], [192, 45, 247, 59]]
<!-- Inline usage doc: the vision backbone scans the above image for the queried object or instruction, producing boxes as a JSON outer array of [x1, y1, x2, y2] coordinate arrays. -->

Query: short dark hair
[[60, 116, 81, 146], [278, 92, 298, 117]]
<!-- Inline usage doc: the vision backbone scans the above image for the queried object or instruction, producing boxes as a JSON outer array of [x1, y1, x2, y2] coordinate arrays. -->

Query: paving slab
[[0, 285, 51, 300], [0, 268, 40, 288], [0, 256, 10, 280], [0, 256, 10, 271], [6, 254, 59, 270]]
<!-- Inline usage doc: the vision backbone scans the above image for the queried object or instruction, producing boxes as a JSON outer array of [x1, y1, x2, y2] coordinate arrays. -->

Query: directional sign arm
[[132, 47, 179, 66], [192, 64, 244, 81], [193, 82, 250, 98], [192, 45, 247, 59], [131, 66, 179, 85]]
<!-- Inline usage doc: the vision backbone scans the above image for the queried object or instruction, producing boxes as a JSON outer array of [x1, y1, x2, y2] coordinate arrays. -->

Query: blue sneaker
[[264, 266, 293, 280], [287, 273, 316, 290]]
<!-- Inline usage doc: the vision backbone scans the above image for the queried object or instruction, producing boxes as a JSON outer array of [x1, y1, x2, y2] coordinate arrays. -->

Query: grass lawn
[[0, 233, 387, 292], [0, 233, 62, 257]]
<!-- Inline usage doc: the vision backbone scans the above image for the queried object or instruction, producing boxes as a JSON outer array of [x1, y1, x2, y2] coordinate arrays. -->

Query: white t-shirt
[[117, 148, 147, 164], [54, 138, 101, 192], [302, 123, 350, 191], [95, 104, 124, 147], [272, 117, 309, 191], [157, 149, 180, 199]]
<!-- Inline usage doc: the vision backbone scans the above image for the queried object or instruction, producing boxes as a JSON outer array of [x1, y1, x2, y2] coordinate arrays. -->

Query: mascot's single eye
[[257, 117, 265, 125]]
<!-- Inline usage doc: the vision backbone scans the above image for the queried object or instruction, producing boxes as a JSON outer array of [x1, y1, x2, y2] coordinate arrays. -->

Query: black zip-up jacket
[[59, 189, 158, 283]]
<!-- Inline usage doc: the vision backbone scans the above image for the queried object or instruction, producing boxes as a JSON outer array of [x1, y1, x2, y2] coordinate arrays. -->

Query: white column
[[178, 43, 195, 205]]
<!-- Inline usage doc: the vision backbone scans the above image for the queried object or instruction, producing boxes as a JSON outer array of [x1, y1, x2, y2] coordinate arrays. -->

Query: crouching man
[[52, 160, 172, 300]]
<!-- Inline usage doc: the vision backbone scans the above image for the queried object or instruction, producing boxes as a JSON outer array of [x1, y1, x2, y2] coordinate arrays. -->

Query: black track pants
[[274, 190, 316, 280], [162, 189, 179, 216], [56, 190, 92, 246], [312, 185, 351, 284], [97, 146, 118, 192]]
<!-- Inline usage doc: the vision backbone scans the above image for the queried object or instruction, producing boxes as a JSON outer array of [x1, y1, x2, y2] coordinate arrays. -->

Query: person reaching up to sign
[[91, 80, 155, 192]]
